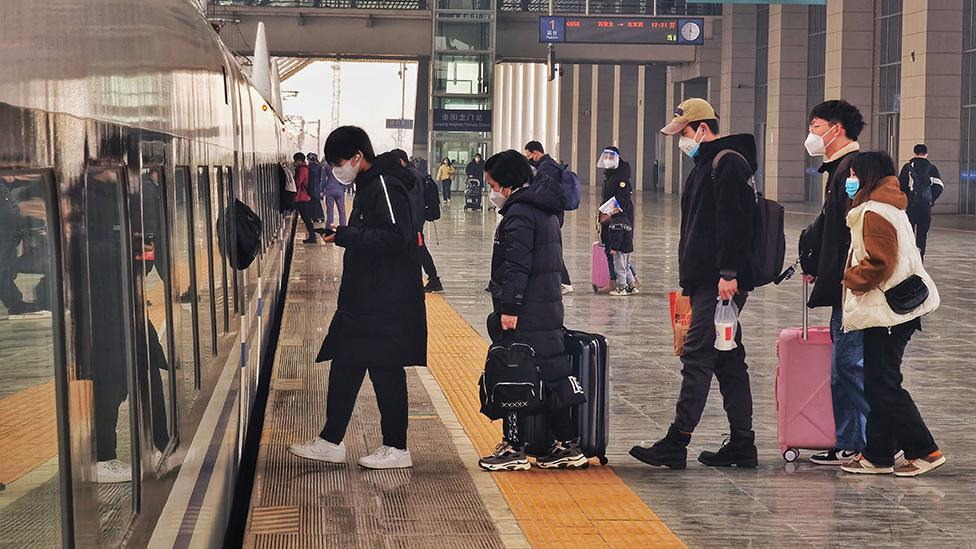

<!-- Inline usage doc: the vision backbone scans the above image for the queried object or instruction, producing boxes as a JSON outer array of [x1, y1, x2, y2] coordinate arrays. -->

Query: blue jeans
[[830, 306, 868, 451]]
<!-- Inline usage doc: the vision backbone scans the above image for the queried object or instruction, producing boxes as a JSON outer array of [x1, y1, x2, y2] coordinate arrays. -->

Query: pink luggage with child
[[591, 241, 611, 293]]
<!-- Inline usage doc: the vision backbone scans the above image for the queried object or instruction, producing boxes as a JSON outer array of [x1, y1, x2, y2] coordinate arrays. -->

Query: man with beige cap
[[630, 98, 761, 470]]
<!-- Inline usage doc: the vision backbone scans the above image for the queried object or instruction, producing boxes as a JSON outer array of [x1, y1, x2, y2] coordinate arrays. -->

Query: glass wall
[[753, 5, 769, 194], [805, 4, 827, 203], [874, 0, 902, 159], [962, 0, 976, 214]]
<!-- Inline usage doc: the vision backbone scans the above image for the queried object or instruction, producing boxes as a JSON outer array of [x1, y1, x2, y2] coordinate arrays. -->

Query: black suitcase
[[464, 179, 482, 211], [520, 330, 610, 465]]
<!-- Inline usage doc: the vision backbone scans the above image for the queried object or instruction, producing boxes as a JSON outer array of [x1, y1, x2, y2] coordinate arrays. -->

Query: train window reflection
[[81, 168, 135, 544], [140, 167, 175, 464], [194, 167, 216, 360], [173, 167, 199, 409], [0, 170, 63, 546], [214, 167, 228, 333]]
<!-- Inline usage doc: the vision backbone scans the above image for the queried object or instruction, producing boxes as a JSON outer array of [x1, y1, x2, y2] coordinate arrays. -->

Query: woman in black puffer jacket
[[478, 150, 587, 472]]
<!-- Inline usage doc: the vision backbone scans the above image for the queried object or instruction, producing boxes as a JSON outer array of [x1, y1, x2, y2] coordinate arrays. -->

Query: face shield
[[597, 149, 620, 170]]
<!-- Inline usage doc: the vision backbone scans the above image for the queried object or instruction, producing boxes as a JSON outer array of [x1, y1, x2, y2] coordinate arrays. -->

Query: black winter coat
[[317, 153, 427, 367], [489, 181, 565, 359], [465, 159, 485, 182], [600, 160, 634, 253], [801, 151, 857, 309], [678, 134, 757, 292]]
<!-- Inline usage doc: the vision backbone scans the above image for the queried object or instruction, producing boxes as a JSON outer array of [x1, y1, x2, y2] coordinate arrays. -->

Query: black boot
[[697, 429, 758, 468], [629, 425, 691, 470]]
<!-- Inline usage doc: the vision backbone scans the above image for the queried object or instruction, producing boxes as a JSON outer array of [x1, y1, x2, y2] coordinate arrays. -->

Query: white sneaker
[[561, 284, 574, 295], [97, 459, 132, 483], [358, 446, 413, 470], [288, 437, 347, 464], [609, 286, 629, 296]]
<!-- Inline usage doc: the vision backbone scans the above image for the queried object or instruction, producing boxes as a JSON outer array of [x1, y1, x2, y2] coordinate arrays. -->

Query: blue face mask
[[845, 177, 860, 199]]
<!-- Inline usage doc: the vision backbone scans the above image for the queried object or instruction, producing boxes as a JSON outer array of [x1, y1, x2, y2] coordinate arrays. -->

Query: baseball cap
[[660, 98, 718, 136]]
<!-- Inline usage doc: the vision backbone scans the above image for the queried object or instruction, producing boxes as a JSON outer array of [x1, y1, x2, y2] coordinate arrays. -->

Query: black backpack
[[423, 175, 441, 222], [217, 199, 263, 270], [907, 162, 934, 208], [712, 150, 785, 288], [478, 337, 544, 421]]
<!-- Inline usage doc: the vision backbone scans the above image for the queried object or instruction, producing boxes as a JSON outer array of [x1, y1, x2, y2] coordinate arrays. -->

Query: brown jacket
[[843, 176, 906, 293]]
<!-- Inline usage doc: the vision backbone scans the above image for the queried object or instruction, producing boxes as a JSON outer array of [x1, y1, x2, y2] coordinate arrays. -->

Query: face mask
[[678, 129, 703, 158], [804, 125, 837, 157], [333, 155, 360, 185], [845, 177, 860, 199], [597, 151, 619, 169], [489, 188, 507, 209]]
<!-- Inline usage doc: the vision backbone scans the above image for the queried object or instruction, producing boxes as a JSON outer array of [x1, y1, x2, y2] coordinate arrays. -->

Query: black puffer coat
[[488, 181, 565, 359], [317, 153, 427, 367], [600, 160, 634, 253]]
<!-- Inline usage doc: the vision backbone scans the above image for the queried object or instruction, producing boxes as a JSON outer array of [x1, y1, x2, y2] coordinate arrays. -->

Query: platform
[[244, 192, 976, 548]]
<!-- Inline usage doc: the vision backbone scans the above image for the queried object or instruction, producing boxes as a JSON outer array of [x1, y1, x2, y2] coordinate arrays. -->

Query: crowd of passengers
[[284, 97, 947, 478]]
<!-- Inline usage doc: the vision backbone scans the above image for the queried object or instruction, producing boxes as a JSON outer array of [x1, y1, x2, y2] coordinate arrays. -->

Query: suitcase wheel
[[783, 448, 799, 463], [598, 456, 609, 466], [592, 284, 599, 294]]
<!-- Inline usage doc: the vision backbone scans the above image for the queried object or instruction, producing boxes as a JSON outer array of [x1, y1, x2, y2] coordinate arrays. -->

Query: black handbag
[[884, 274, 929, 314]]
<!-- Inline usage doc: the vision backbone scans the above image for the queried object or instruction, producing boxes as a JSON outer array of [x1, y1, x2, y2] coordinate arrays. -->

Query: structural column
[[898, 0, 964, 213], [824, 0, 874, 145], [765, 5, 809, 202], [557, 64, 575, 165], [719, 4, 757, 135]]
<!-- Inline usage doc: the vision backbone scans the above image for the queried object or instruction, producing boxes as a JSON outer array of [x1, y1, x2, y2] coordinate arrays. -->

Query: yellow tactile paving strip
[[0, 381, 58, 485], [424, 294, 686, 549]]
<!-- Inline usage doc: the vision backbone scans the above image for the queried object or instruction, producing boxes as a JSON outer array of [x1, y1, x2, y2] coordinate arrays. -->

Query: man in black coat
[[524, 140, 573, 294], [465, 153, 485, 190], [898, 143, 944, 258], [289, 126, 427, 470], [597, 146, 636, 294], [630, 98, 759, 470], [798, 100, 869, 466], [478, 150, 586, 472]]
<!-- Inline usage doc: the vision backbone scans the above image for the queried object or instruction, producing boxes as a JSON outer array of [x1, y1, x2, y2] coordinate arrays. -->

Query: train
[[0, 0, 295, 546]]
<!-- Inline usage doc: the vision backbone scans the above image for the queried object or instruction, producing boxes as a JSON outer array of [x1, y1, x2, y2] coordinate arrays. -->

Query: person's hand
[[610, 249, 616, 256], [598, 213, 611, 224], [500, 314, 518, 330], [322, 233, 336, 244], [802, 274, 816, 284], [718, 278, 738, 301]]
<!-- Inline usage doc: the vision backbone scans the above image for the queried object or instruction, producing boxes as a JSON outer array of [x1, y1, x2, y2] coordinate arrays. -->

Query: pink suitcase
[[591, 241, 611, 292], [775, 283, 836, 462]]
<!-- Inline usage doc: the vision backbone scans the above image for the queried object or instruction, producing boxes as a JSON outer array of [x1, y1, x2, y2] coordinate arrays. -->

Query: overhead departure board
[[539, 16, 704, 45]]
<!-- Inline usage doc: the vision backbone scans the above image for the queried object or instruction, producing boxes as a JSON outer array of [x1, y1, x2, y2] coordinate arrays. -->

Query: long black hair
[[484, 150, 533, 188], [850, 151, 896, 198]]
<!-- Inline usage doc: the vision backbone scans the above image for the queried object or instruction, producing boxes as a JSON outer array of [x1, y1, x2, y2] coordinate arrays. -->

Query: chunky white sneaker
[[358, 446, 413, 470], [97, 459, 132, 483], [288, 437, 347, 464], [609, 286, 629, 296]]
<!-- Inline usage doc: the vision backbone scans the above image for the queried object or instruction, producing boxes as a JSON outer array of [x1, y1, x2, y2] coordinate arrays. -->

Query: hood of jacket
[[499, 180, 564, 216], [852, 175, 906, 209], [694, 134, 758, 173], [357, 152, 417, 190]]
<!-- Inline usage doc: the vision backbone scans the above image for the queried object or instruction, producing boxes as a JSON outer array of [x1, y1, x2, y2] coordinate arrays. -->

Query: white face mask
[[332, 154, 360, 185], [597, 151, 620, 169], [678, 127, 704, 158], [804, 125, 838, 157], [489, 188, 507, 209]]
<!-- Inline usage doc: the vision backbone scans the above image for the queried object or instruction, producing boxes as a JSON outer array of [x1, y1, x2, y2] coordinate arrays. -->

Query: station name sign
[[539, 16, 704, 46], [432, 109, 492, 132]]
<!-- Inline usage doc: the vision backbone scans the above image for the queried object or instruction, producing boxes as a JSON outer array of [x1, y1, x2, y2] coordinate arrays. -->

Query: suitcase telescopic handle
[[802, 280, 810, 341]]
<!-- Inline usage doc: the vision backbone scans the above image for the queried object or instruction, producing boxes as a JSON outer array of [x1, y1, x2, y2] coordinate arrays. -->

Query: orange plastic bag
[[669, 291, 692, 356]]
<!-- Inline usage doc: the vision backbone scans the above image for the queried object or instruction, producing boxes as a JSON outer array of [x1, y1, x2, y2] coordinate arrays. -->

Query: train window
[[224, 166, 239, 316], [221, 65, 229, 106], [172, 166, 199, 409], [78, 167, 137, 544], [0, 170, 68, 547], [214, 167, 228, 333], [193, 167, 216, 360], [140, 167, 176, 464]]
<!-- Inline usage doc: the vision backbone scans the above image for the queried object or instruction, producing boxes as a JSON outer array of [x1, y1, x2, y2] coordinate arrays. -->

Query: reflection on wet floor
[[435, 191, 976, 548]]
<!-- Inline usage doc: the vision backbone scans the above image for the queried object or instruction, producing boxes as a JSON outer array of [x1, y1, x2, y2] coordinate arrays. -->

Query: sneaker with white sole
[[478, 440, 530, 472], [894, 451, 946, 477], [841, 454, 893, 475], [97, 459, 132, 483], [609, 286, 630, 296], [894, 450, 908, 468], [536, 439, 588, 470], [288, 437, 347, 464], [810, 448, 859, 466], [561, 284, 574, 295], [358, 446, 413, 469]]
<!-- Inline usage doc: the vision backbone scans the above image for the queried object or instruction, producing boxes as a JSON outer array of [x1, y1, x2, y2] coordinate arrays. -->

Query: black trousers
[[419, 230, 438, 279], [296, 201, 316, 238], [504, 407, 576, 445], [320, 357, 409, 450], [441, 180, 452, 202], [862, 321, 938, 466], [907, 207, 932, 258], [673, 286, 752, 433], [557, 216, 571, 285]]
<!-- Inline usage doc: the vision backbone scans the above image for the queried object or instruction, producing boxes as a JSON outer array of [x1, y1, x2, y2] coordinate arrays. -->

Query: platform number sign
[[540, 16, 566, 43]]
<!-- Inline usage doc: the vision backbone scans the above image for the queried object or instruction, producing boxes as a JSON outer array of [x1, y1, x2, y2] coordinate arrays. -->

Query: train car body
[[0, 0, 293, 546]]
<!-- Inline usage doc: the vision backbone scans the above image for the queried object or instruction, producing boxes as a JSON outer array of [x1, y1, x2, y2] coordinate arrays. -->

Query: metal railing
[[211, 0, 720, 14]]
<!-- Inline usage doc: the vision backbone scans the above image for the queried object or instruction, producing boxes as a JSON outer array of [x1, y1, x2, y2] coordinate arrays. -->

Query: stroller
[[463, 178, 483, 211]]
